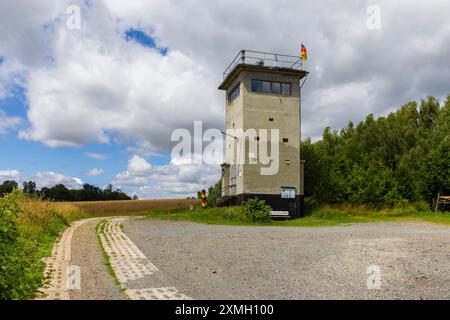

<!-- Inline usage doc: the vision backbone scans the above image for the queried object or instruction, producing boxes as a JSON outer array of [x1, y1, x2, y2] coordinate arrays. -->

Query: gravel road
[[69, 220, 127, 300], [121, 218, 450, 300]]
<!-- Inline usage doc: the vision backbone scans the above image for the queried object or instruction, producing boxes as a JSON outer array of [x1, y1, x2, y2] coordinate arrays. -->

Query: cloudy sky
[[0, 0, 449, 198]]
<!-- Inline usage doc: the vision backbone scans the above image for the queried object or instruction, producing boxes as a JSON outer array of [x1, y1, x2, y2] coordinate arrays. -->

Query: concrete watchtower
[[218, 50, 308, 218]]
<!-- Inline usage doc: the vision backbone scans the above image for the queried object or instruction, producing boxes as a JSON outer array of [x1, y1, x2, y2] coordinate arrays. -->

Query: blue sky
[[125, 29, 168, 55]]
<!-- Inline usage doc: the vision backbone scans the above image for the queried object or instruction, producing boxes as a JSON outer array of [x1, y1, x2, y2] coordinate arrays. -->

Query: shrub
[[0, 190, 29, 299], [222, 206, 244, 220], [243, 198, 272, 222], [222, 198, 272, 222], [0, 190, 21, 244], [304, 197, 320, 216], [414, 201, 430, 212]]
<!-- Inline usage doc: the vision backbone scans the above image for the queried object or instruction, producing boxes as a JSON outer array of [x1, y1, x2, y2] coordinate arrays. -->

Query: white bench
[[270, 211, 291, 219]]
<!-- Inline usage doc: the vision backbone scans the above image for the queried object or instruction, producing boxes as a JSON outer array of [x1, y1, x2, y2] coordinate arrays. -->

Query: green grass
[[143, 206, 450, 227], [95, 220, 126, 293]]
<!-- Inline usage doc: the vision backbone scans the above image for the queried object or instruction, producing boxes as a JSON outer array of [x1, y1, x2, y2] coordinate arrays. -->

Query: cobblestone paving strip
[[99, 218, 191, 300], [126, 287, 191, 300], [36, 218, 99, 300]]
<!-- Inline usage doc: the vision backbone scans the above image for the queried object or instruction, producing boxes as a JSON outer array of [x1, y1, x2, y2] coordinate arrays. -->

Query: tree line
[[301, 95, 450, 207], [0, 180, 133, 201]]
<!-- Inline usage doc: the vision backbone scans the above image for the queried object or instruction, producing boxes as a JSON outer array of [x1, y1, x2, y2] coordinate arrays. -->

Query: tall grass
[[0, 191, 85, 300], [309, 202, 432, 219], [17, 197, 83, 236]]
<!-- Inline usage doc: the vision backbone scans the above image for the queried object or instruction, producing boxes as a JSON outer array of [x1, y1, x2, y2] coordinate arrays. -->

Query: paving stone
[[36, 218, 99, 300], [99, 218, 191, 300]]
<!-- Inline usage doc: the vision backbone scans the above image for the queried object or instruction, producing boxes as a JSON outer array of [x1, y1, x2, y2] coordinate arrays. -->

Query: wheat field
[[54, 198, 200, 216]]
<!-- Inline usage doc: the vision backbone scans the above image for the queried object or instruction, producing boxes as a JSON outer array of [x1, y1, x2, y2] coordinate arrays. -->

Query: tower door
[[288, 201, 297, 217], [282, 186, 297, 217]]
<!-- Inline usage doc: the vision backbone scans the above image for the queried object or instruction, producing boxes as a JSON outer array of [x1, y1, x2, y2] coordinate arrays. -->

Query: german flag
[[301, 43, 308, 61]]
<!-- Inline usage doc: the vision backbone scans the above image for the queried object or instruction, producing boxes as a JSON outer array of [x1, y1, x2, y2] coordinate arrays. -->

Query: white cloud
[[0, 169, 21, 183], [127, 155, 152, 176], [85, 152, 108, 160], [0, 58, 26, 100], [33, 171, 83, 189], [85, 168, 105, 177], [0, 169, 85, 190], [112, 155, 220, 198], [103, 0, 450, 138], [1, 0, 449, 147], [11, 0, 221, 152], [0, 0, 61, 66], [0, 109, 21, 134]]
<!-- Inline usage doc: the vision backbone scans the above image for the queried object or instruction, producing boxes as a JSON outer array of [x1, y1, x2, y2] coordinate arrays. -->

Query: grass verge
[[143, 205, 450, 227]]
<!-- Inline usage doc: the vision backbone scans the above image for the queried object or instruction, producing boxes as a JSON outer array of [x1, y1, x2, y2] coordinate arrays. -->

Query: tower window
[[251, 80, 262, 91], [262, 81, 271, 92], [271, 82, 281, 94], [282, 83, 292, 95], [228, 83, 240, 103], [251, 79, 292, 96], [283, 138, 289, 143]]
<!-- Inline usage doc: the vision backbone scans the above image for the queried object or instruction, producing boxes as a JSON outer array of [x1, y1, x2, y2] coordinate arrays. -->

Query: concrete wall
[[241, 70, 301, 196], [221, 66, 305, 199], [223, 74, 244, 195]]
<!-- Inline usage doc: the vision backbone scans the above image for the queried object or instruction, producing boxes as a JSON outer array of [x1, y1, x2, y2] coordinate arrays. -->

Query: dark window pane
[[251, 80, 262, 92], [229, 83, 240, 102], [262, 81, 271, 92], [271, 82, 281, 94], [282, 83, 291, 96]]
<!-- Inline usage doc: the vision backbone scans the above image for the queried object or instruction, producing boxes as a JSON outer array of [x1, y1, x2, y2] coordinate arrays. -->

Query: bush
[[304, 197, 320, 216], [0, 190, 30, 299], [243, 198, 272, 222], [223, 198, 272, 222], [206, 181, 221, 207], [393, 198, 410, 209], [0, 191, 20, 244], [414, 201, 430, 212], [222, 206, 244, 220]]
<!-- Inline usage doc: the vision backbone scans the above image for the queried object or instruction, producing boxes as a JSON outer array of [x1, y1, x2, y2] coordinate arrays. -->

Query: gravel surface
[[69, 220, 127, 300], [123, 218, 450, 300]]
